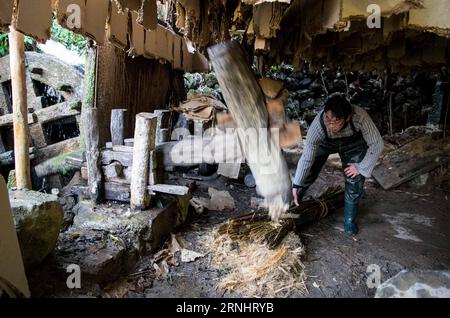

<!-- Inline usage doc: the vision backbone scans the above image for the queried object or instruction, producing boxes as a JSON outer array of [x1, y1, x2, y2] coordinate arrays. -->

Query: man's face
[[325, 110, 346, 134]]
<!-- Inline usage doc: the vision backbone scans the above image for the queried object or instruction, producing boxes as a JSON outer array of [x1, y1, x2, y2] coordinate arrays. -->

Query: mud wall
[[96, 42, 186, 145]]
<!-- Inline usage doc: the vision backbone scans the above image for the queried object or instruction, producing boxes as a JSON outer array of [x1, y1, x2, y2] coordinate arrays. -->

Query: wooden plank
[[101, 149, 133, 167], [0, 176, 31, 298], [124, 138, 134, 147], [112, 145, 133, 153], [0, 113, 36, 127], [33, 137, 80, 164], [65, 151, 85, 167], [0, 148, 35, 167], [147, 184, 190, 196], [372, 136, 450, 190], [34, 101, 81, 124]]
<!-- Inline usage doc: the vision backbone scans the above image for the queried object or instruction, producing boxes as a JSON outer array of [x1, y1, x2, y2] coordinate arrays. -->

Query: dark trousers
[[297, 133, 368, 207]]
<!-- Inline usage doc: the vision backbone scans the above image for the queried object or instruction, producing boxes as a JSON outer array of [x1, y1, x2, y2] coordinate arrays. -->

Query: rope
[[313, 198, 329, 219]]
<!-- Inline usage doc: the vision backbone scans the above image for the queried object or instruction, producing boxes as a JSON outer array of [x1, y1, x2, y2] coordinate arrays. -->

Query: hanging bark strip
[[208, 41, 292, 221], [9, 26, 31, 189]]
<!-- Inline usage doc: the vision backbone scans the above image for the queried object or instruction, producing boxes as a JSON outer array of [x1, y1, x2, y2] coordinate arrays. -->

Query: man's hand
[[292, 188, 300, 207], [344, 163, 361, 178]]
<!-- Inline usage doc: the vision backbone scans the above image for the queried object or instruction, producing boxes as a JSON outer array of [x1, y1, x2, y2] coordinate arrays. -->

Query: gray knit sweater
[[293, 105, 384, 187]]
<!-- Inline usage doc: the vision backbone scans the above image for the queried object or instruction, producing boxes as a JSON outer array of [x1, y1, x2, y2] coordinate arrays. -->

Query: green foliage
[[51, 19, 87, 55], [0, 32, 9, 57]]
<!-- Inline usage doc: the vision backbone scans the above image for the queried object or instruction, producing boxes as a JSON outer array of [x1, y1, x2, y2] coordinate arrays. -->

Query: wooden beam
[[147, 184, 190, 196], [0, 112, 36, 127], [101, 149, 133, 167], [112, 145, 133, 153], [0, 148, 35, 167], [208, 42, 291, 221], [34, 101, 81, 124], [33, 137, 80, 164], [9, 27, 31, 189], [130, 113, 157, 210]]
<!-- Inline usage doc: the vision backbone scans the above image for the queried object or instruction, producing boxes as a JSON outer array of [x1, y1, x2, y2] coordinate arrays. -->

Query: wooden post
[[130, 113, 157, 210], [154, 110, 171, 145], [110, 109, 127, 146], [9, 27, 31, 189], [81, 44, 103, 202], [208, 42, 291, 221], [82, 108, 103, 202]]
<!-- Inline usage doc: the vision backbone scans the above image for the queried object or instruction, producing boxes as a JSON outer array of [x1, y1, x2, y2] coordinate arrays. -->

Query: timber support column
[[81, 43, 103, 202], [111, 109, 128, 146], [9, 26, 31, 189], [130, 113, 157, 210]]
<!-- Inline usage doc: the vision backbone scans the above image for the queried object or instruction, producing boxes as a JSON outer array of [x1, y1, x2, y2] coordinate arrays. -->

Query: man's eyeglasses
[[324, 116, 345, 126]]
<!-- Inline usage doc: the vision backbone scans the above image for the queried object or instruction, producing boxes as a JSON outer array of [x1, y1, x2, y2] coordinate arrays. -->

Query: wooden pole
[[9, 26, 31, 189], [130, 112, 157, 210], [81, 44, 103, 202], [82, 108, 103, 202], [208, 42, 291, 221], [111, 109, 127, 146]]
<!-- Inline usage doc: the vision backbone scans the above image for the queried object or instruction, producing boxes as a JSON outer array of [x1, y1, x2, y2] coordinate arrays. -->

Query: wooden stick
[[111, 109, 127, 146], [130, 112, 157, 210], [9, 26, 31, 189]]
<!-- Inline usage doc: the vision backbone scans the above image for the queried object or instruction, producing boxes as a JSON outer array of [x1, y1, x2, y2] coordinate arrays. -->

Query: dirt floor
[[134, 165, 450, 298], [27, 160, 450, 298]]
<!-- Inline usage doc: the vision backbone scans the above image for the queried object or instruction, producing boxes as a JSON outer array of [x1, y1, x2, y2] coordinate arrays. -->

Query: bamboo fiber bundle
[[209, 187, 344, 297]]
